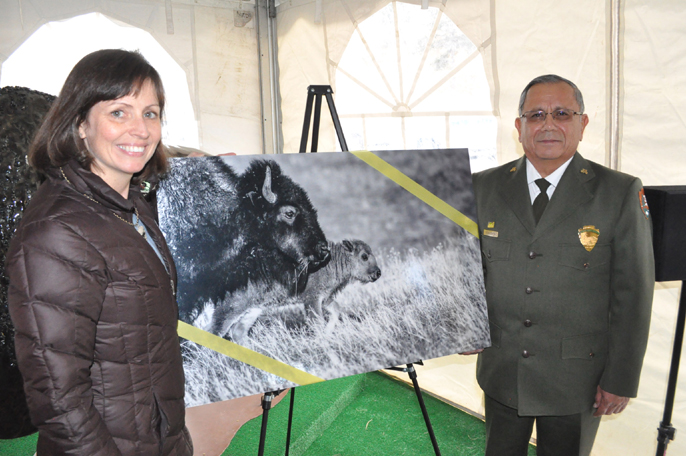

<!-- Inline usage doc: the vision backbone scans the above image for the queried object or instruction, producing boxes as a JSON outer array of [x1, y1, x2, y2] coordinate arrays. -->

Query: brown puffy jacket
[[6, 161, 193, 455]]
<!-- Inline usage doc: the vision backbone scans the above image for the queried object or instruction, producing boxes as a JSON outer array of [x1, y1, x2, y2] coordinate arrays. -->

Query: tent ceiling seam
[[405, 9, 442, 104], [18, 0, 25, 30], [341, 1, 400, 106], [393, 2, 405, 102], [356, 29, 400, 106], [165, 0, 174, 34], [409, 49, 479, 110], [336, 66, 395, 108]]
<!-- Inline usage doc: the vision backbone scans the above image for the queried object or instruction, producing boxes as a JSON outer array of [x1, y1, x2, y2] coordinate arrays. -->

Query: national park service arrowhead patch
[[578, 225, 600, 252], [638, 188, 650, 220]]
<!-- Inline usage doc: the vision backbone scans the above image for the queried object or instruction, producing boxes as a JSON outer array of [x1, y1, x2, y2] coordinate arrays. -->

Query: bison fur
[[158, 157, 330, 322]]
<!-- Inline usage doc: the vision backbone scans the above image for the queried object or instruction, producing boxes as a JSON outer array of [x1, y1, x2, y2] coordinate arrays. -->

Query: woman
[[6, 49, 193, 455]]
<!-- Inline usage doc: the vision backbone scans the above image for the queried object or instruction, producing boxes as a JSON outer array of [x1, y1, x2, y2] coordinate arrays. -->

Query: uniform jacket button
[[583, 263, 590, 269], [528, 251, 537, 259], [522, 350, 530, 358], [525, 287, 533, 294], [523, 319, 532, 327]]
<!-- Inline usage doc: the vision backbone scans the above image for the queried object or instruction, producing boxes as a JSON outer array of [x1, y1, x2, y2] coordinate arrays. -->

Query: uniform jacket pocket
[[482, 238, 511, 262], [488, 321, 502, 348], [558, 244, 611, 271], [561, 332, 608, 360]]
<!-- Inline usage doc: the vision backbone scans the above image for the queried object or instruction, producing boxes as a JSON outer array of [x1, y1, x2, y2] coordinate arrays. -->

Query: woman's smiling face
[[79, 79, 161, 196]]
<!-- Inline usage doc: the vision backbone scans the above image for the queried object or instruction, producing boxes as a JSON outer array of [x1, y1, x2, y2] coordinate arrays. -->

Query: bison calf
[[211, 239, 381, 344], [301, 239, 381, 320]]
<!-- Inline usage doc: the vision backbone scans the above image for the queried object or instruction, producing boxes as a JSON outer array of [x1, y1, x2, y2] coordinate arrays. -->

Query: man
[[469, 75, 654, 455]]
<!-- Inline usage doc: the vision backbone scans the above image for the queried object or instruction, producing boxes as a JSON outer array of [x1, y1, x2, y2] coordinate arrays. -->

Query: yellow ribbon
[[350, 151, 479, 238], [177, 321, 324, 385]]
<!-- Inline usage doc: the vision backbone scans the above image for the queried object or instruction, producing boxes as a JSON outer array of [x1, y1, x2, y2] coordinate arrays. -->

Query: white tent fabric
[[0, 0, 263, 156], [1, 1, 686, 455]]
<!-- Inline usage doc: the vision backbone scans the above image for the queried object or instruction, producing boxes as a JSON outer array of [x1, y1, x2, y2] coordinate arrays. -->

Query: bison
[[300, 239, 381, 318], [211, 239, 381, 343], [157, 157, 330, 322]]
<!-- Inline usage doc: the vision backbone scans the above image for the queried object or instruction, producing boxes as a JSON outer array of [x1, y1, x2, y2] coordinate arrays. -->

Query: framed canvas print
[[157, 149, 489, 405]]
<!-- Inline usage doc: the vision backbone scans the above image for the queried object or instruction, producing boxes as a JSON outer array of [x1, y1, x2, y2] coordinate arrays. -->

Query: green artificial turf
[[0, 372, 536, 456], [225, 371, 537, 456], [0, 432, 36, 456]]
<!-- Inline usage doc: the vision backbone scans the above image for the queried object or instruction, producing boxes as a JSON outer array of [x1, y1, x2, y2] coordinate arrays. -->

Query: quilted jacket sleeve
[[6, 217, 123, 455]]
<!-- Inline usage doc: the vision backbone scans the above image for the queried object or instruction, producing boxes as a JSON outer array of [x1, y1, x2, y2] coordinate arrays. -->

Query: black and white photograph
[[157, 149, 489, 406]]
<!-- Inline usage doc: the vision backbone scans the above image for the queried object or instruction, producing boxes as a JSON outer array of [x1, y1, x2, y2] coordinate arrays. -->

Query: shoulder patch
[[638, 188, 650, 220]]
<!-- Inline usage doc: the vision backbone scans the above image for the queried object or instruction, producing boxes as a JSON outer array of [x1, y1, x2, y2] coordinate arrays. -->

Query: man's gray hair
[[518, 74, 585, 116]]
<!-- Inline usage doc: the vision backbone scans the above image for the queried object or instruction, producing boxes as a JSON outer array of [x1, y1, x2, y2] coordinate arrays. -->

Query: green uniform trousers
[[484, 394, 601, 456]]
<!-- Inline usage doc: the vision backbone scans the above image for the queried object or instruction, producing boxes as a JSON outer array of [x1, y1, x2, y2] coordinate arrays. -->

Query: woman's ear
[[78, 122, 87, 139]]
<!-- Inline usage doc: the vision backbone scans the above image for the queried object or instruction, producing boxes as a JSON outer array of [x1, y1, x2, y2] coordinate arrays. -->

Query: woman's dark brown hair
[[29, 49, 168, 185]]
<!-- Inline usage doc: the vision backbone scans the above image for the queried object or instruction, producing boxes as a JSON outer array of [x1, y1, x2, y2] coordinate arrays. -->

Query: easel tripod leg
[[406, 363, 442, 456], [258, 391, 275, 456], [298, 85, 349, 153], [656, 282, 686, 455], [285, 388, 296, 456]]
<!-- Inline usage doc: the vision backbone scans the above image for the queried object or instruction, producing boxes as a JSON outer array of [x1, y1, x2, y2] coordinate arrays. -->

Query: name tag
[[483, 229, 498, 238]]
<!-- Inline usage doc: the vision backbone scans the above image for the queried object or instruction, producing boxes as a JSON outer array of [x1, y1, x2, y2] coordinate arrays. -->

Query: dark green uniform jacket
[[473, 152, 654, 416]]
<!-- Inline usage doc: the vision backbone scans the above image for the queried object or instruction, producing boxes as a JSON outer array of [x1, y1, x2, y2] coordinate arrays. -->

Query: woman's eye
[[111, 110, 124, 118], [145, 111, 159, 119]]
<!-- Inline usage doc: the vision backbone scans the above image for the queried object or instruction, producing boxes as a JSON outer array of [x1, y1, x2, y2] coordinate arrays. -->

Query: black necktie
[[532, 178, 551, 224]]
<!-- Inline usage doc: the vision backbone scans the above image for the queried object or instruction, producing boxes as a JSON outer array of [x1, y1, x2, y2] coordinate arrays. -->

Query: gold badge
[[483, 229, 498, 238], [510, 166, 517, 173], [487, 221, 495, 228], [578, 225, 599, 252], [580, 169, 588, 175]]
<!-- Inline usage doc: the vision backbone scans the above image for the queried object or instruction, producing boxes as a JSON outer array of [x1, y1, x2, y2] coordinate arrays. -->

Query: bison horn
[[262, 166, 277, 204]]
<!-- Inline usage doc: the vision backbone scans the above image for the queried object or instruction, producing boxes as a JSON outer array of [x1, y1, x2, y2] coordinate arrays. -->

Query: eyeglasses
[[520, 109, 583, 123]]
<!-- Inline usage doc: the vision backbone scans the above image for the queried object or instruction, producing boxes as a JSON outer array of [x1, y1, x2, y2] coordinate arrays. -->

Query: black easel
[[299, 85, 348, 153], [256, 84, 349, 456], [279, 86, 442, 456], [258, 389, 285, 456], [656, 284, 685, 455], [387, 362, 442, 456]]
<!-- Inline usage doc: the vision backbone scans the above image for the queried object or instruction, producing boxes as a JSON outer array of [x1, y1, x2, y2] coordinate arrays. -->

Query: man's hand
[[459, 349, 484, 355], [593, 385, 629, 417]]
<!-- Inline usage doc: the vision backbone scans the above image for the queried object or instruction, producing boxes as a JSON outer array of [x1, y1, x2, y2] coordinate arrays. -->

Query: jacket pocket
[[482, 238, 511, 262], [151, 393, 169, 445], [561, 332, 608, 360], [558, 243, 610, 271], [488, 321, 502, 348]]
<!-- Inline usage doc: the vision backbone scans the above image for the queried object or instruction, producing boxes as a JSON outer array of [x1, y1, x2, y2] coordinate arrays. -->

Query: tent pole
[[256, 0, 282, 154], [608, 0, 621, 170]]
